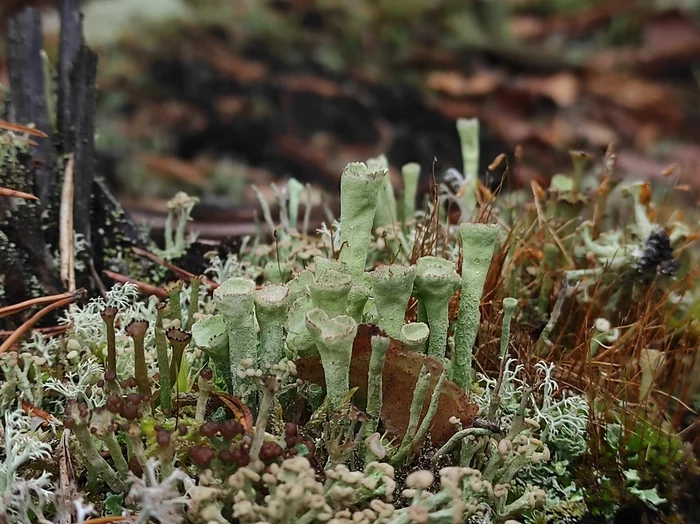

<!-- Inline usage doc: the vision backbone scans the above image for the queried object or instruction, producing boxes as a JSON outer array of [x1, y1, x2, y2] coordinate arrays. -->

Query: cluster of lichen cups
[[54, 158, 561, 523]]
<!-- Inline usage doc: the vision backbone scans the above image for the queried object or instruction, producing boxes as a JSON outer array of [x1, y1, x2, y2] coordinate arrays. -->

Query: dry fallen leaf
[[295, 324, 479, 446]]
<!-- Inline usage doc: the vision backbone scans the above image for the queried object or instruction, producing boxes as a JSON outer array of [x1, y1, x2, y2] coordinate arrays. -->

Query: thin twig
[[59, 154, 75, 293], [0, 292, 83, 354], [57, 428, 75, 524], [0, 292, 74, 318], [83, 517, 129, 524]]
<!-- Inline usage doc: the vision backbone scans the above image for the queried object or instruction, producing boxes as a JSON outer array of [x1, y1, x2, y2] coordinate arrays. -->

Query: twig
[[0, 186, 39, 200], [102, 270, 168, 299], [0, 292, 83, 354], [0, 291, 74, 318], [59, 154, 75, 292], [57, 428, 75, 524], [430, 428, 492, 465]]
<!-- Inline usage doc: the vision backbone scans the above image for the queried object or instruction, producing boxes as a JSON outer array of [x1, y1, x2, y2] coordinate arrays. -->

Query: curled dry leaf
[[295, 324, 479, 446], [211, 391, 255, 433]]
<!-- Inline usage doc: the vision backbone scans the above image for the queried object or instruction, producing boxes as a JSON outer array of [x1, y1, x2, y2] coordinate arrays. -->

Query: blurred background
[[2, 0, 700, 239]]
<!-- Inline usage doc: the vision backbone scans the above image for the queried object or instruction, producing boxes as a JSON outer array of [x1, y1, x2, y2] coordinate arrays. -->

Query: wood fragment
[[59, 155, 75, 292]]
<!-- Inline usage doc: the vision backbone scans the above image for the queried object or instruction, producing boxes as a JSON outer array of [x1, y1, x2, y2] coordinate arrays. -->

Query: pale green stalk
[[366, 335, 390, 434], [401, 162, 420, 223], [394, 365, 431, 464], [338, 162, 386, 280], [413, 256, 461, 357], [254, 284, 290, 366], [214, 277, 258, 397], [457, 118, 479, 216], [305, 309, 358, 409], [370, 264, 417, 340], [72, 423, 125, 492], [154, 303, 171, 412], [185, 276, 201, 330], [452, 223, 499, 391], [308, 269, 352, 318]]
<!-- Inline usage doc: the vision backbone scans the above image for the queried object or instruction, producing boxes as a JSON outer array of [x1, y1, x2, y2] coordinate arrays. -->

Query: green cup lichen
[[413, 256, 461, 357], [308, 268, 352, 319], [191, 314, 231, 390], [452, 223, 500, 391], [400, 322, 430, 351], [370, 263, 417, 340], [305, 308, 358, 409], [213, 277, 258, 396], [338, 162, 387, 280], [254, 283, 290, 366]]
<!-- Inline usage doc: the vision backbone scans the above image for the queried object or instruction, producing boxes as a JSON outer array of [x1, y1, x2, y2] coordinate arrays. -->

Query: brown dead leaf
[[276, 74, 342, 97], [515, 73, 579, 107], [294, 324, 479, 446], [585, 72, 681, 123], [216, 96, 246, 119], [21, 400, 54, 426], [427, 70, 503, 97], [138, 153, 210, 187], [211, 391, 254, 433]]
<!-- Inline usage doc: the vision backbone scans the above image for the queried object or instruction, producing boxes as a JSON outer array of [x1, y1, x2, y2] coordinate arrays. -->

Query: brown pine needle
[[84, 517, 129, 524], [0, 325, 68, 338], [0, 291, 83, 354], [0, 186, 39, 200], [103, 270, 169, 299], [0, 119, 49, 137], [0, 291, 75, 318]]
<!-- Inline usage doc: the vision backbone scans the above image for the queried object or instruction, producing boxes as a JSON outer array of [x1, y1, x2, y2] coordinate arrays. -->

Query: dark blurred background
[[2, 0, 700, 237]]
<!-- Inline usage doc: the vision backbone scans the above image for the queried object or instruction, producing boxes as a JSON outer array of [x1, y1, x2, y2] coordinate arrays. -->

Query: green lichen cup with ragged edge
[[254, 283, 290, 367], [305, 308, 358, 410], [370, 263, 417, 341], [413, 256, 461, 357], [452, 223, 499, 392], [308, 268, 352, 319], [338, 162, 387, 281], [213, 277, 258, 397], [191, 314, 231, 391]]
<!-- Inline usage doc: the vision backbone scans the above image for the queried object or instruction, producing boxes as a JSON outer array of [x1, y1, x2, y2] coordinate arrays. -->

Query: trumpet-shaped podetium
[[400, 322, 430, 352], [452, 223, 499, 391], [338, 162, 387, 280], [285, 295, 316, 358], [254, 283, 290, 366], [347, 281, 371, 322], [308, 268, 352, 319], [401, 162, 420, 224], [191, 314, 231, 391], [413, 256, 461, 357], [370, 264, 417, 341], [305, 308, 358, 409], [213, 277, 257, 396], [456, 118, 479, 217], [368, 154, 398, 228]]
